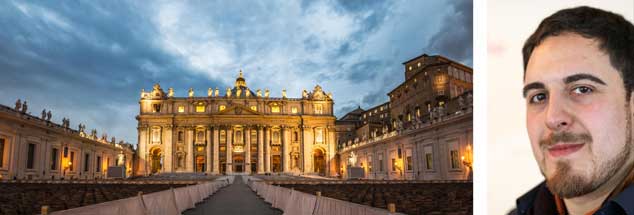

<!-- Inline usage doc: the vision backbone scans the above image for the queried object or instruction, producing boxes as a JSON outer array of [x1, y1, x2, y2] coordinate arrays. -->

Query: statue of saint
[[256, 89, 262, 97], [188, 88, 194, 97], [168, 88, 174, 97], [327, 92, 333, 99], [15, 99, 21, 111], [111, 137, 116, 144], [282, 89, 287, 98], [140, 89, 145, 98], [302, 89, 308, 98], [226, 87, 232, 97], [246, 88, 251, 97], [265, 89, 270, 98], [208, 88, 213, 97], [21, 101, 27, 113], [41, 109, 46, 119], [214, 87, 219, 97], [47, 111, 51, 121]]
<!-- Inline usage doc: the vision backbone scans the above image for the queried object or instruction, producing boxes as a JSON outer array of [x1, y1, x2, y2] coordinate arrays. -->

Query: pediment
[[216, 105, 262, 115]]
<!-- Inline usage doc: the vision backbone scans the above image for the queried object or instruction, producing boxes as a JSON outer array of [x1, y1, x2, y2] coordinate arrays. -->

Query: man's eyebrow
[[523, 82, 545, 98], [564, 73, 607, 85]]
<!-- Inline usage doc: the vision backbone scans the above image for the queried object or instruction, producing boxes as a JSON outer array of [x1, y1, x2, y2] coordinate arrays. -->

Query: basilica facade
[[136, 72, 337, 176]]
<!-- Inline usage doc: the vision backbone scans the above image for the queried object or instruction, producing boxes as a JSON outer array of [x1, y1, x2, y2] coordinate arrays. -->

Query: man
[[515, 6, 634, 215]]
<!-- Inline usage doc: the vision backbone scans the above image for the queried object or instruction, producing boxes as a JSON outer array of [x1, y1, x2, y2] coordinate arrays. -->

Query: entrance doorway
[[150, 148, 162, 174], [195, 155, 205, 172], [313, 148, 326, 175], [272, 155, 281, 172], [233, 155, 244, 172]]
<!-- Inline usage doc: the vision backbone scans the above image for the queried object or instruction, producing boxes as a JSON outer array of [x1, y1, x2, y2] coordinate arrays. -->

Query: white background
[[483, 0, 634, 214]]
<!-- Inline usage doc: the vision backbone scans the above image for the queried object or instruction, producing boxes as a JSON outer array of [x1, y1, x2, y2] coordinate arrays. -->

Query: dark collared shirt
[[513, 181, 634, 215]]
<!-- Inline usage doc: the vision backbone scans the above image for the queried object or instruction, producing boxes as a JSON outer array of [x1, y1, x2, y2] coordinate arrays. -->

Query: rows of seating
[[277, 182, 472, 215], [0, 182, 191, 214]]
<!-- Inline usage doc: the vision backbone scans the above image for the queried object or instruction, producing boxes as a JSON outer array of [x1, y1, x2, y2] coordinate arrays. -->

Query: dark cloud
[[345, 60, 385, 82], [425, 0, 473, 65]]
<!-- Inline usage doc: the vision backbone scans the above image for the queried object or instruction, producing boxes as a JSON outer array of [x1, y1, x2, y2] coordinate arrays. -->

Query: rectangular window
[[178, 106, 185, 113], [251, 106, 257, 111], [152, 103, 161, 112], [391, 158, 396, 171], [426, 153, 433, 169], [220, 131, 226, 144], [0, 138, 4, 168], [407, 156, 412, 170], [271, 106, 280, 113], [96, 156, 101, 172], [51, 148, 58, 170], [219, 105, 226, 111], [291, 107, 297, 114], [196, 105, 205, 113], [368, 156, 373, 172], [314, 104, 323, 114], [70, 152, 75, 171], [84, 153, 90, 172], [450, 150, 460, 169], [27, 143, 35, 169]]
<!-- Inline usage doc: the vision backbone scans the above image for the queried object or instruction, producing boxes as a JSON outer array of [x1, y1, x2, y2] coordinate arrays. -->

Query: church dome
[[235, 70, 247, 88]]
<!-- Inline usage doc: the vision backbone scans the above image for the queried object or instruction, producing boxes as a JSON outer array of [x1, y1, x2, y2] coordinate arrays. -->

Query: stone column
[[257, 125, 264, 174], [138, 125, 148, 176], [206, 127, 212, 173], [245, 126, 251, 174], [226, 127, 233, 174], [164, 125, 173, 173], [212, 126, 219, 174], [282, 126, 289, 172], [265, 126, 271, 173], [187, 127, 194, 172]]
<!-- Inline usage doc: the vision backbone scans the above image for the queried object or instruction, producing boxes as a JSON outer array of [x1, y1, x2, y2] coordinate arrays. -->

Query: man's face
[[524, 33, 633, 198]]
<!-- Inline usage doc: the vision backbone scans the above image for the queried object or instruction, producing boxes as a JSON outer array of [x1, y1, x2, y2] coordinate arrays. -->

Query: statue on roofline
[[15, 99, 21, 111]]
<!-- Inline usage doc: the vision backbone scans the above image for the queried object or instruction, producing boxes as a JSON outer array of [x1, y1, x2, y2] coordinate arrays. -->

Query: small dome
[[235, 70, 247, 88]]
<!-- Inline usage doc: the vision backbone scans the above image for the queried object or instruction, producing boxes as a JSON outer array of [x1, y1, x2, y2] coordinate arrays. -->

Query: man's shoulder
[[512, 182, 556, 215]]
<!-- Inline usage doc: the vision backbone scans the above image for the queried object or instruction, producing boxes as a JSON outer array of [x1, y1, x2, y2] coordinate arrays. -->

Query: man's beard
[[544, 106, 632, 198]]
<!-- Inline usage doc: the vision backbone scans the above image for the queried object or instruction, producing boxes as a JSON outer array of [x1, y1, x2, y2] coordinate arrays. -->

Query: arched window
[[178, 131, 183, 142]]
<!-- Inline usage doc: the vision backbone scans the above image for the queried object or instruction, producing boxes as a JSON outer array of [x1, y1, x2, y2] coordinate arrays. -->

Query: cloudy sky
[[0, 0, 472, 146]]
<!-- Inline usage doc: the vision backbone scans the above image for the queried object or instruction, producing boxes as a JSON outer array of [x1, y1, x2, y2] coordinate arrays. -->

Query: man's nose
[[545, 94, 572, 131]]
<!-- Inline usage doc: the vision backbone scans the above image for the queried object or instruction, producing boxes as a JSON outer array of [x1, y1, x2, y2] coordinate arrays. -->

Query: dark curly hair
[[522, 6, 634, 100]]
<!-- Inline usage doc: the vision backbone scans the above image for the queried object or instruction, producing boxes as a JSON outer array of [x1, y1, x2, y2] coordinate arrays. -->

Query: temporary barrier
[[281, 189, 317, 215], [250, 181, 404, 215], [50, 195, 145, 215], [49, 180, 228, 215], [142, 189, 179, 215], [173, 187, 195, 213]]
